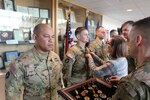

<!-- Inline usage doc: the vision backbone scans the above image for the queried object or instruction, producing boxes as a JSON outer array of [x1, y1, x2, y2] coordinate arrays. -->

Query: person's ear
[[32, 34, 37, 41], [76, 34, 80, 40], [136, 35, 142, 46]]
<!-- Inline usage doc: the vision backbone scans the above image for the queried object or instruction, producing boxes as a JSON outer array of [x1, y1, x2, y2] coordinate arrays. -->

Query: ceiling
[[70, 0, 150, 23]]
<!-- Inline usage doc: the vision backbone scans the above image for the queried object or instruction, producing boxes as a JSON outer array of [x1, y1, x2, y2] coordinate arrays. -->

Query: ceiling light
[[126, 9, 133, 12]]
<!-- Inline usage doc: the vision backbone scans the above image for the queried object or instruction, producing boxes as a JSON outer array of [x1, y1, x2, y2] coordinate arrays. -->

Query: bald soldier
[[63, 27, 90, 86], [5, 24, 64, 100]]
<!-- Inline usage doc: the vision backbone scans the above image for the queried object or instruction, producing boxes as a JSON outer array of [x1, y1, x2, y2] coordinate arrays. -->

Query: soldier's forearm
[[88, 56, 97, 70]]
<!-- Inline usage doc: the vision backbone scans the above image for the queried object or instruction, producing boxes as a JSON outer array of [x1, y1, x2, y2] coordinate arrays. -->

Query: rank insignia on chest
[[65, 58, 69, 63]]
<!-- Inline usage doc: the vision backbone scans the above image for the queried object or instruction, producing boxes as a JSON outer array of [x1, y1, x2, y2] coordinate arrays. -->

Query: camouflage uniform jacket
[[63, 43, 90, 86], [89, 38, 109, 65], [113, 60, 150, 100], [5, 47, 63, 100]]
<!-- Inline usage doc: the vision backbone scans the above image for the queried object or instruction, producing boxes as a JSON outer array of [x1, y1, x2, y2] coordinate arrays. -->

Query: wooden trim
[[52, 0, 58, 53], [62, 0, 102, 16]]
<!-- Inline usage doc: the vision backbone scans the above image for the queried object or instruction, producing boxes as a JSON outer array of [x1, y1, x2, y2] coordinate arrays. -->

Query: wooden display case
[[0, 0, 52, 56], [58, 77, 116, 100]]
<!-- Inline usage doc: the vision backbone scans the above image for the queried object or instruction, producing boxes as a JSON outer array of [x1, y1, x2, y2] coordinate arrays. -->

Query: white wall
[[102, 15, 122, 41], [102, 15, 122, 31]]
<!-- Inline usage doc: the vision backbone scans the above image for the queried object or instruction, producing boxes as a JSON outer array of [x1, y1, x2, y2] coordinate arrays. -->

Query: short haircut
[[132, 17, 150, 44], [110, 29, 118, 37], [110, 36, 128, 58], [75, 27, 87, 36], [95, 26, 104, 32], [121, 21, 134, 29], [33, 23, 49, 35], [120, 21, 135, 34]]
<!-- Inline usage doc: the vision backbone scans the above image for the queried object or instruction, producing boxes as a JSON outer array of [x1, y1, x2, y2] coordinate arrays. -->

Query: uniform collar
[[95, 37, 103, 46], [32, 46, 49, 60], [76, 43, 85, 51], [135, 57, 150, 70]]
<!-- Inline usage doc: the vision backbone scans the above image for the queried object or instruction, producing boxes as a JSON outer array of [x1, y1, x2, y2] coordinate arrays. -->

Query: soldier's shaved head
[[33, 23, 53, 35], [132, 17, 150, 45], [129, 17, 150, 65]]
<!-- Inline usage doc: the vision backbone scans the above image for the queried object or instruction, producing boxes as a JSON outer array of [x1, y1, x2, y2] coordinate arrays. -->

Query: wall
[[102, 15, 122, 41], [102, 15, 122, 31], [16, 0, 51, 8]]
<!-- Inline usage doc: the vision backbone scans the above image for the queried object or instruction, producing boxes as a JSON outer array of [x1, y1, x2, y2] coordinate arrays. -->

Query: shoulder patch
[[9, 63, 17, 74], [10, 65, 16, 72], [122, 82, 137, 97]]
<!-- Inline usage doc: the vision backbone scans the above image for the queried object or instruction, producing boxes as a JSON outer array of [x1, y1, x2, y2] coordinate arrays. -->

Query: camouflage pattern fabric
[[126, 55, 136, 74], [113, 60, 150, 100], [5, 47, 63, 100], [89, 39, 109, 65], [63, 43, 90, 86]]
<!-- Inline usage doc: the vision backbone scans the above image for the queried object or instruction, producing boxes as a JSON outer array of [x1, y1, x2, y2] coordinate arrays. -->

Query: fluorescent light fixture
[[126, 9, 133, 12]]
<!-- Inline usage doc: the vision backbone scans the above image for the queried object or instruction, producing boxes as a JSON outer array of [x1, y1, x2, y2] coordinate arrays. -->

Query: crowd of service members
[[5, 17, 150, 100]]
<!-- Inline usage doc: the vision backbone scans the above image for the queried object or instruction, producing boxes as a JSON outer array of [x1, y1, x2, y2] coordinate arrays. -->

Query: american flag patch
[[9, 63, 16, 73]]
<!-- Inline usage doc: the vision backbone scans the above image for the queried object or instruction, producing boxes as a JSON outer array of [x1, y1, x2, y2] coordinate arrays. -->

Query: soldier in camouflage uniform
[[112, 17, 150, 99], [109, 21, 136, 85], [5, 24, 64, 100], [121, 20, 136, 74], [63, 27, 90, 86], [89, 26, 109, 65]]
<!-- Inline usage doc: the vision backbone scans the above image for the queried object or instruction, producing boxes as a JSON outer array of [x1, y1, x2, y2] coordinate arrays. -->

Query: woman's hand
[[109, 75, 121, 86], [85, 54, 92, 58], [90, 51, 96, 56]]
